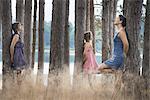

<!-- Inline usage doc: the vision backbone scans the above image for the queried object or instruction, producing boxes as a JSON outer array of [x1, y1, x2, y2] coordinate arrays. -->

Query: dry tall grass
[[1, 69, 145, 100], [0, 71, 147, 100]]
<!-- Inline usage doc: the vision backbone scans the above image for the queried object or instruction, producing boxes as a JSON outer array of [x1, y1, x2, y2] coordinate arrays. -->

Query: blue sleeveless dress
[[12, 34, 27, 70], [104, 32, 126, 70]]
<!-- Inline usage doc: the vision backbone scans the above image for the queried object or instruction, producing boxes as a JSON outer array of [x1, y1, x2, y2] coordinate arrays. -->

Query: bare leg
[[96, 63, 112, 73], [98, 63, 110, 70]]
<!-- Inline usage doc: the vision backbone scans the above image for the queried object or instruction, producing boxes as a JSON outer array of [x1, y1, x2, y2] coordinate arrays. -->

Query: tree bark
[[86, 0, 90, 31], [142, 0, 150, 99], [32, 0, 37, 68], [24, 0, 32, 68], [16, 0, 24, 23], [50, 0, 66, 72], [2, 0, 12, 91], [64, 0, 69, 67], [123, 0, 142, 75], [74, 0, 86, 74], [2, 0, 12, 73], [122, 0, 143, 100], [102, 0, 117, 62], [38, 0, 45, 70], [102, 0, 109, 62], [0, 0, 2, 45], [90, 0, 95, 53], [85, 0, 95, 53], [16, 0, 24, 41], [108, 0, 117, 56]]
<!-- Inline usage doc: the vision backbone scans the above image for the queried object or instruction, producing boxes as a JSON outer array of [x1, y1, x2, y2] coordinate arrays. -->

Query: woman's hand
[[124, 52, 127, 58]]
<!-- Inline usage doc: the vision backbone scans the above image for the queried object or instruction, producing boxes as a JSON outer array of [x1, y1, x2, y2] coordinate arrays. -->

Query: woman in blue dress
[[97, 15, 129, 71]]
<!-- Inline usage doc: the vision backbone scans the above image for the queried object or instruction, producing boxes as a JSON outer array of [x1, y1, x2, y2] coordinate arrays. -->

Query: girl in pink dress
[[83, 31, 98, 74]]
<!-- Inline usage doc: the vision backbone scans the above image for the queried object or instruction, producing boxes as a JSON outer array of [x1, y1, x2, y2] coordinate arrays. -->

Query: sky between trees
[[11, 0, 147, 24]]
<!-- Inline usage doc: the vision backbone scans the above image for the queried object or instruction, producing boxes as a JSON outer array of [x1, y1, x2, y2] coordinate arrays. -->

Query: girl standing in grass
[[10, 22, 27, 75]]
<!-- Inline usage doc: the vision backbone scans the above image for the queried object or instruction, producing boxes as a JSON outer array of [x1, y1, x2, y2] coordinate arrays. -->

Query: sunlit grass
[[0, 67, 116, 100]]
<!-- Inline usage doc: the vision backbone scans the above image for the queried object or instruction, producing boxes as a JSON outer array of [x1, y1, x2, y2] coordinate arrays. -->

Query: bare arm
[[10, 34, 19, 63], [83, 43, 92, 55], [83, 43, 91, 62], [118, 30, 129, 55]]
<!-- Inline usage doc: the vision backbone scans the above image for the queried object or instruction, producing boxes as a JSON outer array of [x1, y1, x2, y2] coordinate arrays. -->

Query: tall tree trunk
[[102, 0, 109, 62], [24, 0, 32, 68], [38, 0, 45, 70], [142, 0, 150, 99], [123, 0, 142, 75], [122, 0, 143, 100], [86, 0, 90, 31], [108, 0, 117, 56], [64, 0, 69, 67], [90, 0, 95, 53], [102, 0, 117, 62], [2, 0, 12, 73], [32, 0, 37, 68], [86, 0, 95, 53], [2, 0, 12, 90], [74, 0, 86, 74], [0, 0, 2, 45], [16, 0, 24, 23], [16, 0, 24, 41], [50, 0, 66, 72]]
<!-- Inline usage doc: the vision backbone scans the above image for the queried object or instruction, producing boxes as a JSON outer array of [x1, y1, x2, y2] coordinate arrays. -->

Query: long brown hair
[[83, 31, 93, 52], [84, 31, 93, 42], [12, 22, 20, 34]]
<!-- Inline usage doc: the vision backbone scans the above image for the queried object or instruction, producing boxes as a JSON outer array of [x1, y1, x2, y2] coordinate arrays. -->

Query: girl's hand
[[11, 57, 13, 63], [84, 39, 86, 43]]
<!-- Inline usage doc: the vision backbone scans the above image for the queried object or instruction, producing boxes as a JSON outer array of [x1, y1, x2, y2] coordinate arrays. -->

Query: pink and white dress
[[83, 43, 98, 74]]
